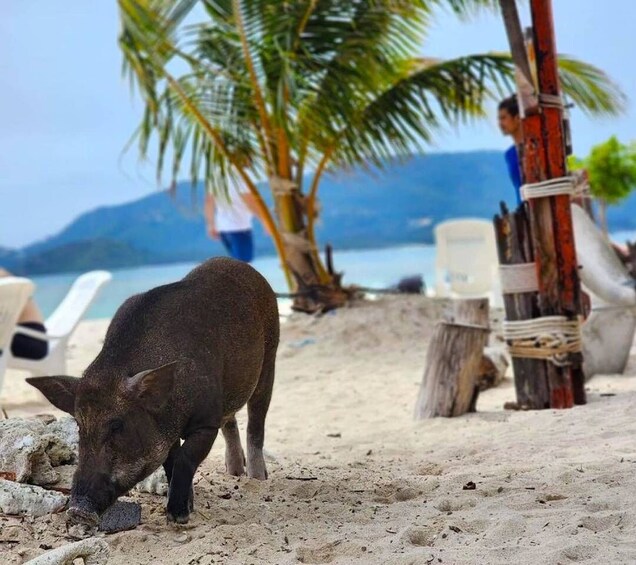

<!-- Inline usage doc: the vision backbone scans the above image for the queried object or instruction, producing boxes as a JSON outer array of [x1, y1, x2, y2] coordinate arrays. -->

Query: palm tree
[[118, 0, 625, 312]]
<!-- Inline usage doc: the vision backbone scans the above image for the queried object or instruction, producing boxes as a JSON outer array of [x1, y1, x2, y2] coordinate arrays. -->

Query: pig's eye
[[109, 420, 124, 435]]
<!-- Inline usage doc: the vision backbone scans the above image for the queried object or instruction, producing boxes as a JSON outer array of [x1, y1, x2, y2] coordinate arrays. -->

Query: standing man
[[498, 95, 523, 205], [204, 181, 270, 263]]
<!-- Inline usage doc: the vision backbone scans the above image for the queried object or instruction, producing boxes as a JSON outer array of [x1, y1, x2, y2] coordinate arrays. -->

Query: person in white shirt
[[204, 181, 269, 263]]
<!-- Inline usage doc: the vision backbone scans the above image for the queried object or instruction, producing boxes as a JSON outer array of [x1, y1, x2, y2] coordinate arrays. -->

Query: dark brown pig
[[27, 257, 279, 526]]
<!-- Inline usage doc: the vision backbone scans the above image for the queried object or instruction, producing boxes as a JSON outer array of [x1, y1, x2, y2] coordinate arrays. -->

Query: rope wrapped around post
[[499, 263, 539, 294], [502, 316, 583, 367], [281, 231, 315, 253], [269, 176, 297, 195], [521, 176, 590, 201], [538, 92, 565, 110]]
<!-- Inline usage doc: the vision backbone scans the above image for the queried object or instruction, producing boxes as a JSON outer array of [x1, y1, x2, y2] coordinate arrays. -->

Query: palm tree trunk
[[270, 178, 347, 312]]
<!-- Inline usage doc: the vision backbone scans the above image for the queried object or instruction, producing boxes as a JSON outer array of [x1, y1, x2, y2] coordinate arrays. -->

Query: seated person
[[0, 268, 48, 360]]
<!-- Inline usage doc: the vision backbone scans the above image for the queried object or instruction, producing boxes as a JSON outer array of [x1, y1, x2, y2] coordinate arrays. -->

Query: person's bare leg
[[19, 299, 45, 324]]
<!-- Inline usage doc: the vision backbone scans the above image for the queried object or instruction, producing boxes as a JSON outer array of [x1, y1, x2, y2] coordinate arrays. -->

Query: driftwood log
[[415, 299, 490, 419]]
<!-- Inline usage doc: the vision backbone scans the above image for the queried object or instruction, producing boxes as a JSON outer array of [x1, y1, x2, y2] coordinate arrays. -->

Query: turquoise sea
[[29, 227, 636, 320], [31, 245, 438, 320]]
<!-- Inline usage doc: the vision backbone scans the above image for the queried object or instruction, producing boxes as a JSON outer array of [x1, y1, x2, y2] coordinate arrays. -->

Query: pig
[[27, 257, 279, 526]]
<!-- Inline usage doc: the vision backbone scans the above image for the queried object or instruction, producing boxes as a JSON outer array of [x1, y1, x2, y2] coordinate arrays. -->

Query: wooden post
[[520, 0, 585, 407], [415, 299, 489, 419], [494, 203, 551, 408]]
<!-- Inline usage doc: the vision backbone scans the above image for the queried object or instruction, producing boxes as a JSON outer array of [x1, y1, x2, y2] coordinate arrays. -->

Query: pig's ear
[[26, 376, 79, 416], [127, 361, 178, 412]]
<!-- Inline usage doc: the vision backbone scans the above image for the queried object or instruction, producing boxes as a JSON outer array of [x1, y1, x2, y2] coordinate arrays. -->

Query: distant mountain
[[13, 240, 156, 275], [4, 150, 634, 276]]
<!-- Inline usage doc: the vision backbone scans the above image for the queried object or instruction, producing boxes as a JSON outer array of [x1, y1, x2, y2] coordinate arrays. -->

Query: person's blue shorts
[[220, 230, 254, 263]]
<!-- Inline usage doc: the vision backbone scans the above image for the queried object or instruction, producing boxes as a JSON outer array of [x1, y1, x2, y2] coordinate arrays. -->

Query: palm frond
[[430, 0, 501, 19], [557, 55, 627, 117], [118, 0, 626, 194], [332, 53, 514, 168]]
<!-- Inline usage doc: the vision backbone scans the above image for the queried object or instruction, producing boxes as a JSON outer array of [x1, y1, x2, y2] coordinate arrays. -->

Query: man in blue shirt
[[498, 95, 523, 205]]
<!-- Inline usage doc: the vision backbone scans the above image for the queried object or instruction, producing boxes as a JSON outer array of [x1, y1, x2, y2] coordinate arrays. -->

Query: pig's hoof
[[66, 506, 99, 528], [66, 506, 99, 539], [225, 461, 246, 477], [166, 495, 192, 524], [247, 458, 268, 480], [225, 448, 246, 476], [166, 509, 190, 524]]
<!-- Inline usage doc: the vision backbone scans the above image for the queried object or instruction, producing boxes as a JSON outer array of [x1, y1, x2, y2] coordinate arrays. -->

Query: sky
[[1, 1, 634, 248]]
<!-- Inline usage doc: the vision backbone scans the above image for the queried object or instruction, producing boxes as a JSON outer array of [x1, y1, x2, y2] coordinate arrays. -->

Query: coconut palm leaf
[[556, 55, 626, 117], [330, 53, 515, 167]]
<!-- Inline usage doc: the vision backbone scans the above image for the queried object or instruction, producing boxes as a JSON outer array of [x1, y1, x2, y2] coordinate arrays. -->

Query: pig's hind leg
[[246, 349, 275, 480], [166, 427, 218, 524], [222, 416, 246, 476]]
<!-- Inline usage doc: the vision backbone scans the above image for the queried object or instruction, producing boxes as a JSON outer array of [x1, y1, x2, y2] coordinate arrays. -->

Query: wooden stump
[[415, 299, 490, 419]]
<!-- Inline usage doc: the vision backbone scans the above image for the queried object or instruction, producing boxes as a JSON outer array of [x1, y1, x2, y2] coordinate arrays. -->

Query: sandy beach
[[2, 295, 636, 564]]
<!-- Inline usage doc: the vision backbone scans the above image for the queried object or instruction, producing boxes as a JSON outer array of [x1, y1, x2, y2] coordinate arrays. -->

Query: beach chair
[[434, 219, 502, 306], [7, 271, 112, 377], [0, 277, 35, 397]]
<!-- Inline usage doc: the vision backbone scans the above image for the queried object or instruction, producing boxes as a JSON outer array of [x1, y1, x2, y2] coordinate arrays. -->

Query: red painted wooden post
[[519, 0, 586, 407]]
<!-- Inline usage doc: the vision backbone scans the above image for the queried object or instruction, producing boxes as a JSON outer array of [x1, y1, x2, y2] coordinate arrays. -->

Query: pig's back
[[97, 258, 279, 383], [184, 257, 279, 353]]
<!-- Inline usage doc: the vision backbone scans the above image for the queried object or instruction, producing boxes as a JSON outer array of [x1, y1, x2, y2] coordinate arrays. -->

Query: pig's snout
[[66, 493, 100, 539], [68, 471, 119, 522], [66, 501, 99, 525]]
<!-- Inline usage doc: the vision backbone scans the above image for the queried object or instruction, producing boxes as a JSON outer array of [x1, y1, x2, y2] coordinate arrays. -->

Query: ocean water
[[28, 228, 636, 321], [31, 245, 438, 320]]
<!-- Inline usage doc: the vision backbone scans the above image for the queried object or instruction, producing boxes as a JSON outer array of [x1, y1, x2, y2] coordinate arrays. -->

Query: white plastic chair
[[7, 271, 112, 377], [434, 219, 502, 306], [0, 277, 35, 395]]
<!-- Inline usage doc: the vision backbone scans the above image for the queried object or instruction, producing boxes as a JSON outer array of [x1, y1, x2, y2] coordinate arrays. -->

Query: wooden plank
[[494, 204, 550, 408]]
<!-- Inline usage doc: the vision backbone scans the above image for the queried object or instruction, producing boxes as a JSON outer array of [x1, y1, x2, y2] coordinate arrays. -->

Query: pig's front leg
[[166, 426, 218, 524], [163, 440, 180, 484]]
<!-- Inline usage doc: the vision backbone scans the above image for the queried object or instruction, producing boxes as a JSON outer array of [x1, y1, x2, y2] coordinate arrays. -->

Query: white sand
[[2, 296, 636, 564]]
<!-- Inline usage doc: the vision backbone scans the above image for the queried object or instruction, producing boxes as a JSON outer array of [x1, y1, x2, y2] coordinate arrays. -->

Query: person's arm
[[204, 194, 219, 240], [241, 192, 272, 235]]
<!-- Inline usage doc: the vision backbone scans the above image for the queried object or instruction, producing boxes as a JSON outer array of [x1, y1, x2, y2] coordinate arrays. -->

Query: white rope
[[538, 93, 564, 110], [521, 176, 575, 200], [521, 175, 590, 201], [269, 176, 297, 195], [502, 316, 582, 366], [281, 232, 315, 253], [499, 263, 539, 294]]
